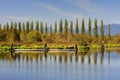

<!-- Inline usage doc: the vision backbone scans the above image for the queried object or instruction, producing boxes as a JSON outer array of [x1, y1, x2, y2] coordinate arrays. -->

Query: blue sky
[[0, 0, 120, 26]]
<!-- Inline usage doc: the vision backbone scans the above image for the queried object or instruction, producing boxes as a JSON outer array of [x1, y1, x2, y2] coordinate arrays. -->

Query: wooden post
[[10, 43, 14, 53], [44, 44, 48, 52], [75, 44, 78, 54], [100, 41, 104, 53]]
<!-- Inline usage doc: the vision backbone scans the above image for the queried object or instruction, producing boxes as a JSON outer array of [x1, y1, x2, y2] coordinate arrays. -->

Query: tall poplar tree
[[70, 21, 73, 35], [26, 21, 29, 33], [59, 19, 63, 34], [36, 20, 39, 32], [30, 21, 34, 31], [50, 24, 52, 35], [81, 18, 85, 34], [18, 22, 21, 33], [88, 18, 91, 36], [94, 18, 98, 38], [40, 21, 43, 34], [54, 22, 57, 34], [75, 18, 79, 34], [45, 22, 48, 34], [64, 19, 68, 35], [108, 23, 111, 38], [100, 20, 104, 40], [10, 22, 14, 32]]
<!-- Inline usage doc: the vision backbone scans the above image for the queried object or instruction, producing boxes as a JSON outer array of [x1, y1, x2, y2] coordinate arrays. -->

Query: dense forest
[[0, 18, 119, 45]]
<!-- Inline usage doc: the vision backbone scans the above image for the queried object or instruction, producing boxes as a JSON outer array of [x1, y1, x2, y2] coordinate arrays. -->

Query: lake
[[0, 50, 120, 80]]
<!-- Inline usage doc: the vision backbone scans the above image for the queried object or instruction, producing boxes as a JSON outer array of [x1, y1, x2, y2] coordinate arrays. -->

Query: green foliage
[[64, 19, 68, 35], [0, 18, 118, 44], [59, 19, 63, 33], [26, 21, 29, 33], [88, 18, 91, 36], [81, 18, 85, 34], [27, 30, 42, 42], [45, 23, 48, 34], [75, 18, 79, 34], [10, 22, 14, 32], [50, 24, 52, 35], [18, 22, 21, 33], [100, 20, 104, 40], [40, 21, 43, 34], [70, 21, 73, 35], [94, 18, 98, 38], [36, 21, 39, 32], [30, 21, 34, 31], [54, 22, 57, 34], [108, 23, 111, 38]]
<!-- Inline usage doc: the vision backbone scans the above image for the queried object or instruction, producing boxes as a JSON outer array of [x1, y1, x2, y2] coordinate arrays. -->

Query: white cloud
[[64, 0, 105, 15], [39, 3, 84, 18], [1, 16, 31, 20]]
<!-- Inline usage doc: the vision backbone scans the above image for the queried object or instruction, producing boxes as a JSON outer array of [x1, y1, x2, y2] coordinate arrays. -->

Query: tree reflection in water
[[0, 50, 112, 64]]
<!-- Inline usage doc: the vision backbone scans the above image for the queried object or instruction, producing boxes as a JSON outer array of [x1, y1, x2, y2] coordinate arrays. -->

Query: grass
[[0, 43, 120, 51]]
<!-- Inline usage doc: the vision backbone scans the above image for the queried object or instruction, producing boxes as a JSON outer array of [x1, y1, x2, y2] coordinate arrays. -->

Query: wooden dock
[[11, 44, 78, 53]]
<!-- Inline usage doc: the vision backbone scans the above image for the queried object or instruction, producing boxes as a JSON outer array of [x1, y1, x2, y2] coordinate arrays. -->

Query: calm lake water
[[0, 50, 120, 80]]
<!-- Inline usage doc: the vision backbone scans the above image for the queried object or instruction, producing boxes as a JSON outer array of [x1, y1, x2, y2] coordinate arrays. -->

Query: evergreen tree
[[54, 22, 57, 34], [22, 23, 25, 33], [20, 23, 26, 42], [70, 21, 73, 35], [6, 22, 9, 31], [26, 21, 29, 33], [100, 20, 104, 40], [64, 19, 68, 35], [50, 24, 52, 35], [94, 18, 98, 38], [108, 23, 111, 38], [36, 20, 39, 32], [45, 23, 48, 34], [88, 18, 91, 36], [59, 19, 63, 33], [30, 21, 34, 31], [81, 18, 85, 34], [40, 21, 43, 34], [0, 24, 2, 41], [10, 22, 14, 32], [14, 22, 19, 41], [75, 18, 79, 34], [18, 22, 21, 33]]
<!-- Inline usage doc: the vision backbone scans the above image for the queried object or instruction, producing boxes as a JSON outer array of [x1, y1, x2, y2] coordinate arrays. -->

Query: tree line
[[0, 18, 112, 44]]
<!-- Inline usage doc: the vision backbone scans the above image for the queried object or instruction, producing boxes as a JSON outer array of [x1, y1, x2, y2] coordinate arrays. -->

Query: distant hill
[[104, 24, 120, 35]]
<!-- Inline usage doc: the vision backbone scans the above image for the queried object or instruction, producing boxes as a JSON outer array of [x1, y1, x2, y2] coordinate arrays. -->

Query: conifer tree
[[59, 19, 63, 33], [26, 21, 29, 33], [75, 18, 79, 34], [108, 23, 111, 38], [81, 18, 85, 34], [22, 23, 25, 33], [100, 20, 104, 40], [6, 22, 9, 31], [70, 21, 73, 35], [40, 21, 43, 34], [18, 22, 21, 33], [88, 18, 91, 36], [64, 19, 68, 35], [36, 21, 39, 32], [30, 21, 34, 31], [45, 22, 48, 34], [50, 24, 52, 35], [10, 22, 14, 32], [94, 18, 98, 38], [54, 22, 57, 34]]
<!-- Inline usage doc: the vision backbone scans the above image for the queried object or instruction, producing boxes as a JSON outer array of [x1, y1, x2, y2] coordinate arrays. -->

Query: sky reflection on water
[[0, 50, 120, 80]]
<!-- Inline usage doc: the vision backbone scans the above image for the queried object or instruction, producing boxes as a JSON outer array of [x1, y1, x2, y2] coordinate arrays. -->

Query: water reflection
[[0, 51, 111, 64], [1, 51, 120, 80]]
